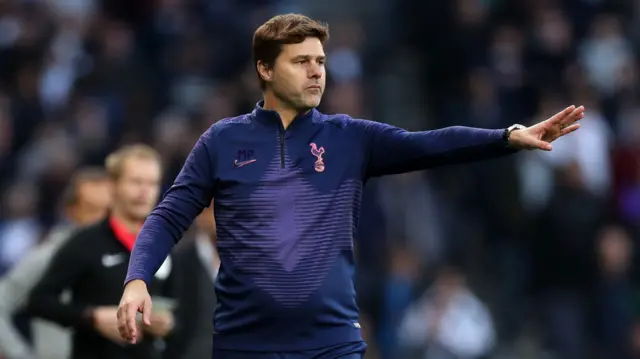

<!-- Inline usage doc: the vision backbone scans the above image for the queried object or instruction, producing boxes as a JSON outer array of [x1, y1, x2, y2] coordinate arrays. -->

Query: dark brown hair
[[253, 14, 329, 89], [61, 167, 109, 207]]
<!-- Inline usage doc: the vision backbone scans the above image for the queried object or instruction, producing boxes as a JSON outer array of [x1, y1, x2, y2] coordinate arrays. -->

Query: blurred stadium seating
[[0, 0, 639, 358]]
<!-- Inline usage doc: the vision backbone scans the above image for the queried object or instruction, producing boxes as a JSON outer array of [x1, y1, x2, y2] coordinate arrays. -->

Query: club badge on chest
[[309, 143, 325, 172]]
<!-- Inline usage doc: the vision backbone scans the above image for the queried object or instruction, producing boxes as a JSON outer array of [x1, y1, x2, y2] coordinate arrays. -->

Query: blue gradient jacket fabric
[[125, 101, 516, 351]]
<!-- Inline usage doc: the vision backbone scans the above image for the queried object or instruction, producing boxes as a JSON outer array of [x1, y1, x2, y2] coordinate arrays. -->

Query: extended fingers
[[549, 105, 576, 125], [560, 123, 580, 136], [561, 106, 585, 126], [117, 305, 130, 341], [126, 303, 138, 343], [549, 105, 585, 126], [117, 303, 139, 344]]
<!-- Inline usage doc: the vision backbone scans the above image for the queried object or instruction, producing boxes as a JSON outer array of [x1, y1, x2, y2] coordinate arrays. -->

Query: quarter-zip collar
[[252, 100, 318, 134]]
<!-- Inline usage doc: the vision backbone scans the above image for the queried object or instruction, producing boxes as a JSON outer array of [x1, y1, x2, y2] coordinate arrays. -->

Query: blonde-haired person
[[27, 144, 177, 359]]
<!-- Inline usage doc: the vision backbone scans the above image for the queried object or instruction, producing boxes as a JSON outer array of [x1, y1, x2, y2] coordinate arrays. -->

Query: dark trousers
[[212, 341, 366, 359]]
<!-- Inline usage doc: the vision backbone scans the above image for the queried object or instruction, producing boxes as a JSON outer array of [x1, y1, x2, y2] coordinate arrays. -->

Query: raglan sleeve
[[125, 125, 218, 287], [356, 119, 517, 178]]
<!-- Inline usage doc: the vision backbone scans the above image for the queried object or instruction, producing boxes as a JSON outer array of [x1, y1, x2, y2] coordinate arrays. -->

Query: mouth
[[306, 85, 322, 90]]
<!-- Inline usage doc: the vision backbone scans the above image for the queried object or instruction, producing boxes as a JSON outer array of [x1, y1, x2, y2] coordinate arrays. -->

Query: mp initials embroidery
[[309, 143, 325, 172]]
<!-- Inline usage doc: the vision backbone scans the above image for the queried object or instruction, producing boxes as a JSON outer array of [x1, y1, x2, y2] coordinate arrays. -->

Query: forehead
[[121, 156, 161, 175], [280, 37, 325, 58], [123, 156, 158, 168]]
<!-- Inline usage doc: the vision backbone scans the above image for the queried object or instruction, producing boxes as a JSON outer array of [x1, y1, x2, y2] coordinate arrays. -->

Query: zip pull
[[279, 132, 285, 168]]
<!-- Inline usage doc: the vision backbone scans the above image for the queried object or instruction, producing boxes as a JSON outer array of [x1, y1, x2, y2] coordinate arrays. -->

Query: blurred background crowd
[[0, 0, 639, 358]]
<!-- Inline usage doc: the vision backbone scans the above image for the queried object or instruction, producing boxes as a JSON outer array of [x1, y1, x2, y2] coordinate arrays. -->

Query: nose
[[138, 183, 152, 199], [308, 61, 323, 79]]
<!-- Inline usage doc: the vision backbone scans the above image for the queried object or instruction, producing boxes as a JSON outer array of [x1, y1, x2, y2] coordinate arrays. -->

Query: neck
[[263, 92, 305, 130], [111, 207, 142, 232]]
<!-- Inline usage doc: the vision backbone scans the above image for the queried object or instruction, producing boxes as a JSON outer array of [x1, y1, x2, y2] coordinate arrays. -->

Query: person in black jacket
[[28, 144, 177, 359]]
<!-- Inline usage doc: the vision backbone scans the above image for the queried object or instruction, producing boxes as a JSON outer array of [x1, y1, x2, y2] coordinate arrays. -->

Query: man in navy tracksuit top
[[117, 14, 585, 359]]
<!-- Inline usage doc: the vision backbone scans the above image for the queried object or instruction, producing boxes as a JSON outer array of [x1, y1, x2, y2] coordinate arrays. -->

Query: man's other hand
[[508, 105, 585, 151], [117, 280, 152, 344], [92, 306, 132, 345], [143, 312, 174, 338]]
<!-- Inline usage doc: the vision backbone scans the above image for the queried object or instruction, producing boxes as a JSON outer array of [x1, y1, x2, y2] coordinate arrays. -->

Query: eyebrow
[[292, 55, 326, 61]]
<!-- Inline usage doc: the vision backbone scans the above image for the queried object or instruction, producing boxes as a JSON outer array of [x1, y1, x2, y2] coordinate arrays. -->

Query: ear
[[257, 60, 274, 83]]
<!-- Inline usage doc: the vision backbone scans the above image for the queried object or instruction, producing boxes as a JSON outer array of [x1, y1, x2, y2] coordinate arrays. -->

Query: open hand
[[508, 105, 585, 151]]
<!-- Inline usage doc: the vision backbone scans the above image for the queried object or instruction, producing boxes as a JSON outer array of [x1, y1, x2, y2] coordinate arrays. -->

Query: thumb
[[142, 297, 152, 326], [534, 140, 553, 151]]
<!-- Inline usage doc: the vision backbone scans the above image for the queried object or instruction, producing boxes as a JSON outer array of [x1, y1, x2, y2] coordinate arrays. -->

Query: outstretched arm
[[125, 126, 217, 287], [362, 105, 584, 178], [362, 123, 512, 178]]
